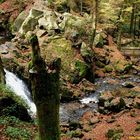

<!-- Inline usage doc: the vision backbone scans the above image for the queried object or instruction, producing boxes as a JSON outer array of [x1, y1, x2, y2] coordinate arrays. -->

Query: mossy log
[[0, 56, 5, 84], [29, 33, 61, 140]]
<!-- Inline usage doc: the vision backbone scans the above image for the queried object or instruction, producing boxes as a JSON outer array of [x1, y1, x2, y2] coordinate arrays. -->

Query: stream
[[4, 69, 140, 123]]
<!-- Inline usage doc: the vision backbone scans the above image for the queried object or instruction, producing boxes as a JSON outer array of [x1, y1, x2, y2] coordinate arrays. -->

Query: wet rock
[[98, 91, 113, 106], [69, 121, 82, 130], [109, 97, 126, 112], [122, 82, 135, 88], [98, 106, 110, 114]]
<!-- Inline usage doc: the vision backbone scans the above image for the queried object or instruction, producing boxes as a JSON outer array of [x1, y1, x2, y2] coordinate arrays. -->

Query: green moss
[[46, 37, 75, 77], [106, 128, 123, 140], [75, 60, 89, 77], [104, 65, 113, 72], [0, 84, 28, 109]]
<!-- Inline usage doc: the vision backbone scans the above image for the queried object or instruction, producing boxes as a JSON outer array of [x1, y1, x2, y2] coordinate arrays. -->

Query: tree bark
[[29, 33, 61, 140]]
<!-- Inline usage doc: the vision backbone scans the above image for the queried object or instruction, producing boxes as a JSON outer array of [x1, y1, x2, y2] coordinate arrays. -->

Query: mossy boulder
[[38, 11, 58, 31], [0, 84, 31, 121], [72, 60, 90, 83], [12, 11, 28, 33], [19, 9, 43, 34], [44, 37, 75, 79]]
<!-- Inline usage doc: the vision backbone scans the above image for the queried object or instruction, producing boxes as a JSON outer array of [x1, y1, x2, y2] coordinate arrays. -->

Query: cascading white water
[[4, 69, 36, 116]]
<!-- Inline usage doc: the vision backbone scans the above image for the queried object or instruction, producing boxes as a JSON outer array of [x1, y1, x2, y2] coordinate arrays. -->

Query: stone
[[71, 129, 84, 138], [93, 33, 104, 48], [89, 117, 100, 125], [98, 91, 113, 106], [109, 97, 126, 112], [19, 9, 43, 34], [122, 82, 135, 88], [12, 11, 28, 33], [38, 11, 58, 31], [69, 121, 82, 131], [123, 98, 133, 109]]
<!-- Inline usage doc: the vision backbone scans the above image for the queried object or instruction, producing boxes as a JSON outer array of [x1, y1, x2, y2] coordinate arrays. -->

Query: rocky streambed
[[60, 75, 140, 123]]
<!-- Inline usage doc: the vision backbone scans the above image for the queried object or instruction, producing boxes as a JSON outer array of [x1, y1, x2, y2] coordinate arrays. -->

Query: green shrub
[[5, 126, 31, 139]]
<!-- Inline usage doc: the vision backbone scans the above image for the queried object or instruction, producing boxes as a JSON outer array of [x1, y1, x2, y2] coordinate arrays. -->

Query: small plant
[[106, 128, 123, 140], [5, 126, 31, 139]]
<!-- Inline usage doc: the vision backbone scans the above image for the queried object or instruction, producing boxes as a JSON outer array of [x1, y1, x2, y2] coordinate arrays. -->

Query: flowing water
[[4, 69, 140, 123], [4, 69, 37, 116]]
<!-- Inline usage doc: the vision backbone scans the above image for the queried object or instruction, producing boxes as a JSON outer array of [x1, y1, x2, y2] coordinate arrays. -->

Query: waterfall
[[4, 69, 36, 116]]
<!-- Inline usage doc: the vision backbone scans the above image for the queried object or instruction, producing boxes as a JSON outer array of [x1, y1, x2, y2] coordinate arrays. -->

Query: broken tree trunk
[[0, 56, 5, 84], [29, 33, 61, 140]]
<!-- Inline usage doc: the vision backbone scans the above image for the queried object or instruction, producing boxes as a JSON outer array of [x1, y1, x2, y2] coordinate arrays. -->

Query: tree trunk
[[0, 56, 5, 84], [29, 34, 61, 140], [130, 3, 135, 36]]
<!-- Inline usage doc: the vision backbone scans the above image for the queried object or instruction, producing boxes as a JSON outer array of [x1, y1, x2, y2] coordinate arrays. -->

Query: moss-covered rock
[[106, 128, 123, 140], [0, 84, 31, 121], [19, 9, 43, 34], [80, 42, 94, 62], [104, 65, 113, 73], [93, 33, 104, 48], [38, 11, 58, 31], [12, 11, 28, 33]]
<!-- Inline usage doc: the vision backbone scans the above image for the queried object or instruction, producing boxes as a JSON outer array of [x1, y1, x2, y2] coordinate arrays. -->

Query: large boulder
[[19, 9, 43, 34], [12, 11, 28, 33], [38, 10, 58, 31]]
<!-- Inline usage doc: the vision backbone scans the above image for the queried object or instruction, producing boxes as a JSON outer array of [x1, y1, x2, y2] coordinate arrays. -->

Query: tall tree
[[29, 33, 61, 140]]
